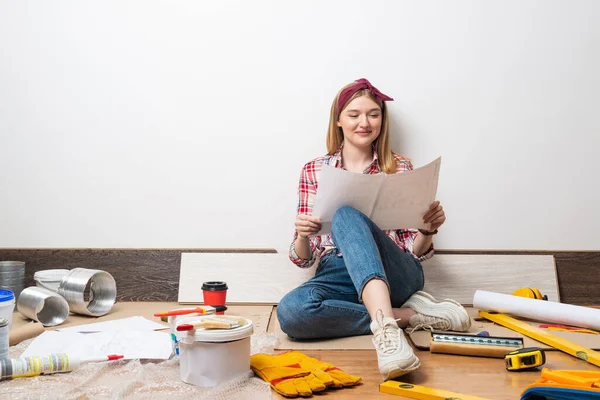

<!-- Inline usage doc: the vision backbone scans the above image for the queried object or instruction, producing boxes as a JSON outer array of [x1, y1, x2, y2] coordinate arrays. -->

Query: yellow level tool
[[479, 311, 600, 367], [380, 381, 491, 399]]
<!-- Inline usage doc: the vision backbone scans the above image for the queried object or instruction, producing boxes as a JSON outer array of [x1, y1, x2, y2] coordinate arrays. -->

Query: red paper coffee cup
[[202, 281, 228, 314]]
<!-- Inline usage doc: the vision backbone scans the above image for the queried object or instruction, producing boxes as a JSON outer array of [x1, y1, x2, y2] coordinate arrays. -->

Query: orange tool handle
[[154, 307, 206, 317], [541, 368, 600, 388]]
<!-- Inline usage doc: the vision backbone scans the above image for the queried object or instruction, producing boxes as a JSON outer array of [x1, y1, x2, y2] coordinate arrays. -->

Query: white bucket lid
[[175, 315, 253, 342], [34, 269, 70, 282]]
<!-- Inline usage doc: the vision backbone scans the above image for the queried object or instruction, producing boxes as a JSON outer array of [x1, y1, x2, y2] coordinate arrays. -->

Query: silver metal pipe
[[0, 261, 25, 310], [17, 287, 70, 327], [58, 268, 116, 316]]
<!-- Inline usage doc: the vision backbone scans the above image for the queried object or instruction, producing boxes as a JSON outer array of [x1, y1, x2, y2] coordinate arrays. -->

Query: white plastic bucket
[[175, 315, 253, 387], [0, 289, 15, 330], [34, 269, 70, 293]]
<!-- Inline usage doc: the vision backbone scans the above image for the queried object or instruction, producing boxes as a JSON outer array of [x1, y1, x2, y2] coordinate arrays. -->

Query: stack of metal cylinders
[[0, 262, 24, 310]]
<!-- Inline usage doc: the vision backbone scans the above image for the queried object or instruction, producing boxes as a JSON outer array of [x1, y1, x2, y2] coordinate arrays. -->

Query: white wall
[[0, 0, 598, 251]]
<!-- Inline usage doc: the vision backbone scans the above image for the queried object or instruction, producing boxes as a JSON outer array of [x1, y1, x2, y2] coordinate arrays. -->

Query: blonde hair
[[326, 83, 397, 174]]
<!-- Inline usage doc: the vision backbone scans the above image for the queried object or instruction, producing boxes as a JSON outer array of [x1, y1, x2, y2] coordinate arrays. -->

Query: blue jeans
[[277, 206, 425, 340]]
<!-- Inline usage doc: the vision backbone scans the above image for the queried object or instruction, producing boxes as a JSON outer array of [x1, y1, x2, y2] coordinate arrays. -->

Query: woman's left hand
[[423, 200, 446, 231]]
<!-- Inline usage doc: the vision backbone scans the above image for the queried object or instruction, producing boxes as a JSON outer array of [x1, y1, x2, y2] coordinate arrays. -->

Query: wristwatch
[[418, 229, 438, 236]]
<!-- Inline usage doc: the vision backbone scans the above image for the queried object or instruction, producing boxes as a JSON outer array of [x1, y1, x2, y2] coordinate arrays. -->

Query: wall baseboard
[[0, 248, 597, 305], [0, 249, 275, 302]]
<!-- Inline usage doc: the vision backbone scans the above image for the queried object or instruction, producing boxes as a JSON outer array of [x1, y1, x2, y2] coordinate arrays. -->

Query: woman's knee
[[277, 290, 313, 338], [332, 206, 360, 222], [332, 206, 367, 232]]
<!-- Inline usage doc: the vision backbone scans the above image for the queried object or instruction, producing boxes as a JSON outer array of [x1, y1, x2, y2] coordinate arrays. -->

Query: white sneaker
[[370, 310, 420, 380], [403, 291, 471, 333]]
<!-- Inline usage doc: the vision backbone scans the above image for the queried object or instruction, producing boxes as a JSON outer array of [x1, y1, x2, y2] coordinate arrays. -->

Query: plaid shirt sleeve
[[392, 156, 435, 261], [396, 228, 434, 261], [289, 162, 322, 268]]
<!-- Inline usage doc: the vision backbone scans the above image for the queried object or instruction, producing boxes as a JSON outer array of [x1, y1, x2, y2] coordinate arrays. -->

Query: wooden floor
[[270, 349, 600, 400], [7, 301, 600, 399]]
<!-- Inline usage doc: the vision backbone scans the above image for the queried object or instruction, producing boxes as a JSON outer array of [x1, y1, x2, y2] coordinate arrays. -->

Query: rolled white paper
[[473, 290, 600, 331]]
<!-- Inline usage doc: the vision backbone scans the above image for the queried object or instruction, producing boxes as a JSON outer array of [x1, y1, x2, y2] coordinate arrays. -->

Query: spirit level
[[479, 311, 600, 368], [380, 381, 491, 399]]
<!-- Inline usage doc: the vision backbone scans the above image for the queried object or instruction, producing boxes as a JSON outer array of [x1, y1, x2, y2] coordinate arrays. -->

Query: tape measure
[[512, 287, 548, 301], [505, 347, 546, 371]]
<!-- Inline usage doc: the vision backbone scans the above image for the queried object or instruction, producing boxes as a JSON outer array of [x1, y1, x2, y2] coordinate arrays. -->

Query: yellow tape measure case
[[505, 347, 546, 371]]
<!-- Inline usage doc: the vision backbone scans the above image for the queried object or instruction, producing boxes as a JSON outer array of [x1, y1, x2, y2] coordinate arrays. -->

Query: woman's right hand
[[295, 214, 322, 238]]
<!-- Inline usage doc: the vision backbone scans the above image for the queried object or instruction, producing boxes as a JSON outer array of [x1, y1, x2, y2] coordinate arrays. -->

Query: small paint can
[[0, 318, 9, 361]]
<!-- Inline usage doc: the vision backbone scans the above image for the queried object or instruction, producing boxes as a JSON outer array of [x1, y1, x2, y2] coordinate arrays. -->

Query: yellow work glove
[[285, 351, 362, 388], [250, 353, 328, 397]]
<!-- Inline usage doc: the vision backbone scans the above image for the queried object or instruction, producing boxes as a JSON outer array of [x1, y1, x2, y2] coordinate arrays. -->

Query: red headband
[[337, 78, 394, 115]]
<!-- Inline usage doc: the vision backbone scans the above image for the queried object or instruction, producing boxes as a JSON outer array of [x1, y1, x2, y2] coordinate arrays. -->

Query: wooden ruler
[[479, 311, 600, 367], [380, 381, 491, 399]]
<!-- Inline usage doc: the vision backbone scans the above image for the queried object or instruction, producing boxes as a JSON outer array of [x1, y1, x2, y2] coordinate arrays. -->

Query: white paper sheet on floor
[[20, 329, 173, 360]]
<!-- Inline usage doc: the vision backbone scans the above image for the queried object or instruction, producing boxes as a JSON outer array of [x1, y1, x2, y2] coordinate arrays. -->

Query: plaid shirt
[[289, 145, 434, 268]]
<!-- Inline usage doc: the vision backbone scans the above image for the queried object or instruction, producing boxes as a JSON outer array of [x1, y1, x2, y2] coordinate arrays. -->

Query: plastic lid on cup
[[0, 289, 15, 303], [201, 281, 228, 291]]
